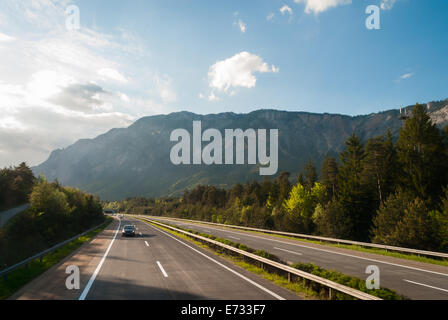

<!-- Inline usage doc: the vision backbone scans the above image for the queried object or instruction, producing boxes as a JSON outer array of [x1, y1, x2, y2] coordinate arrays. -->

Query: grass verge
[[0, 216, 113, 300], [141, 218, 404, 300]]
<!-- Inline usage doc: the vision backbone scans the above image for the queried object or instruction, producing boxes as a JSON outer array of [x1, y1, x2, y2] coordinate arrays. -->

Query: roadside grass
[[158, 217, 448, 268], [0, 216, 113, 300], [141, 218, 404, 300]]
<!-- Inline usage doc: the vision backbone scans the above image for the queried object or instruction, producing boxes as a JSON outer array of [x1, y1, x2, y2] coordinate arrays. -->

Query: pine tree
[[362, 134, 398, 205], [397, 104, 448, 206], [312, 200, 353, 238], [337, 134, 372, 240], [383, 130, 399, 198], [372, 189, 439, 250], [277, 172, 291, 206], [321, 153, 339, 201], [297, 173, 305, 186], [304, 159, 318, 191]]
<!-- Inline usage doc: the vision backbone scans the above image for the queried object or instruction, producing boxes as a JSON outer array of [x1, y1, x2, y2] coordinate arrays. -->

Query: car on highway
[[122, 225, 136, 237]]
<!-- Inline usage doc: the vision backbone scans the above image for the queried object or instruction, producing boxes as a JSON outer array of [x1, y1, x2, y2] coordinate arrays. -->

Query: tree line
[[0, 169, 105, 267], [0, 162, 35, 210], [111, 104, 448, 252]]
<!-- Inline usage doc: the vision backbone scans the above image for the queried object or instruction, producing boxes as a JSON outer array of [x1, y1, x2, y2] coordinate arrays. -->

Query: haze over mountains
[[33, 99, 448, 200]]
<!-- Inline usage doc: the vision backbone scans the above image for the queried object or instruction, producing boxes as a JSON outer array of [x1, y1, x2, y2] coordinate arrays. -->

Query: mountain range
[[33, 99, 448, 200]]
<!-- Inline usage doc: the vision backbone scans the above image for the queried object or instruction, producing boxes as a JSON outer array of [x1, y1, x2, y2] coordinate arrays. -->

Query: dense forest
[[0, 166, 105, 267], [0, 162, 35, 211], [109, 104, 448, 252]]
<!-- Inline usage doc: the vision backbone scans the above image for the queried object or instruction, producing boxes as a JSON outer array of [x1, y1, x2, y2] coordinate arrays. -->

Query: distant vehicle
[[103, 209, 116, 215], [122, 225, 136, 237]]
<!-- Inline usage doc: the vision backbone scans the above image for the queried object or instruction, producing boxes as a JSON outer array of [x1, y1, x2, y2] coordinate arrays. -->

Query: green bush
[[291, 262, 404, 300]]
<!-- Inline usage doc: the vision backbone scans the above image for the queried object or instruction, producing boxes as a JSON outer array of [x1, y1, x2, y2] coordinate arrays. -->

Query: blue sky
[[0, 0, 447, 166], [75, 0, 448, 115]]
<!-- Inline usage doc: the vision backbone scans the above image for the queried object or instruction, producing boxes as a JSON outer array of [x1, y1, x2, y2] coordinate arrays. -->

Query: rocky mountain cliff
[[33, 99, 448, 200]]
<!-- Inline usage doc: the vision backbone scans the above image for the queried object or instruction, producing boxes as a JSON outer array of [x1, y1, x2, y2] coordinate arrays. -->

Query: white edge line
[[147, 223, 285, 300], [274, 247, 303, 256], [157, 261, 168, 277], [403, 279, 448, 293], [78, 219, 121, 300], [170, 220, 448, 278]]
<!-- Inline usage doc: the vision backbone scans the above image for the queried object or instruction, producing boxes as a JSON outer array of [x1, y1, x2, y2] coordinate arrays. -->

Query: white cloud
[[0, 107, 134, 168], [208, 91, 219, 102], [153, 73, 177, 103], [118, 92, 130, 103], [280, 5, 293, 15], [267, 13, 275, 21], [0, 0, 176, 167], [400, 72, 414, 80], [233, 12, 246, 33], [238, 19, 247, 33], [98, 68, 128, 83], [0, 32, 15, 42], [381, 0, 397, 10], [294, 0, 352, 15], [208, 51, 279, 93]]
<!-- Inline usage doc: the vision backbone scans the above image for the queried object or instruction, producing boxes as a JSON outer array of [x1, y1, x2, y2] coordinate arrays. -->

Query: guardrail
[[0, 219, 111, 280], [138, 216, 381, 300], [145, 215, 448, 260]]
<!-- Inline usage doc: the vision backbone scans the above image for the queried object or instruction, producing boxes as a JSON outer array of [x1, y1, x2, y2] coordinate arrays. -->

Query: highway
[[145, 216, 448, 300], [11, 216, 300, 300]]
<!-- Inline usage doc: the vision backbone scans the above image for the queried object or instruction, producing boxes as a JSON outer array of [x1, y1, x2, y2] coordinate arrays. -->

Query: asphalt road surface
[[0, 204, 30, 228], [145, 216, 448, 300], [11, 216, 300, 300]]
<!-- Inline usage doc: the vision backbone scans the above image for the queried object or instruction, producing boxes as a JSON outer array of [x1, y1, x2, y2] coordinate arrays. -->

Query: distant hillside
[[33, 99, 448, 200]]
